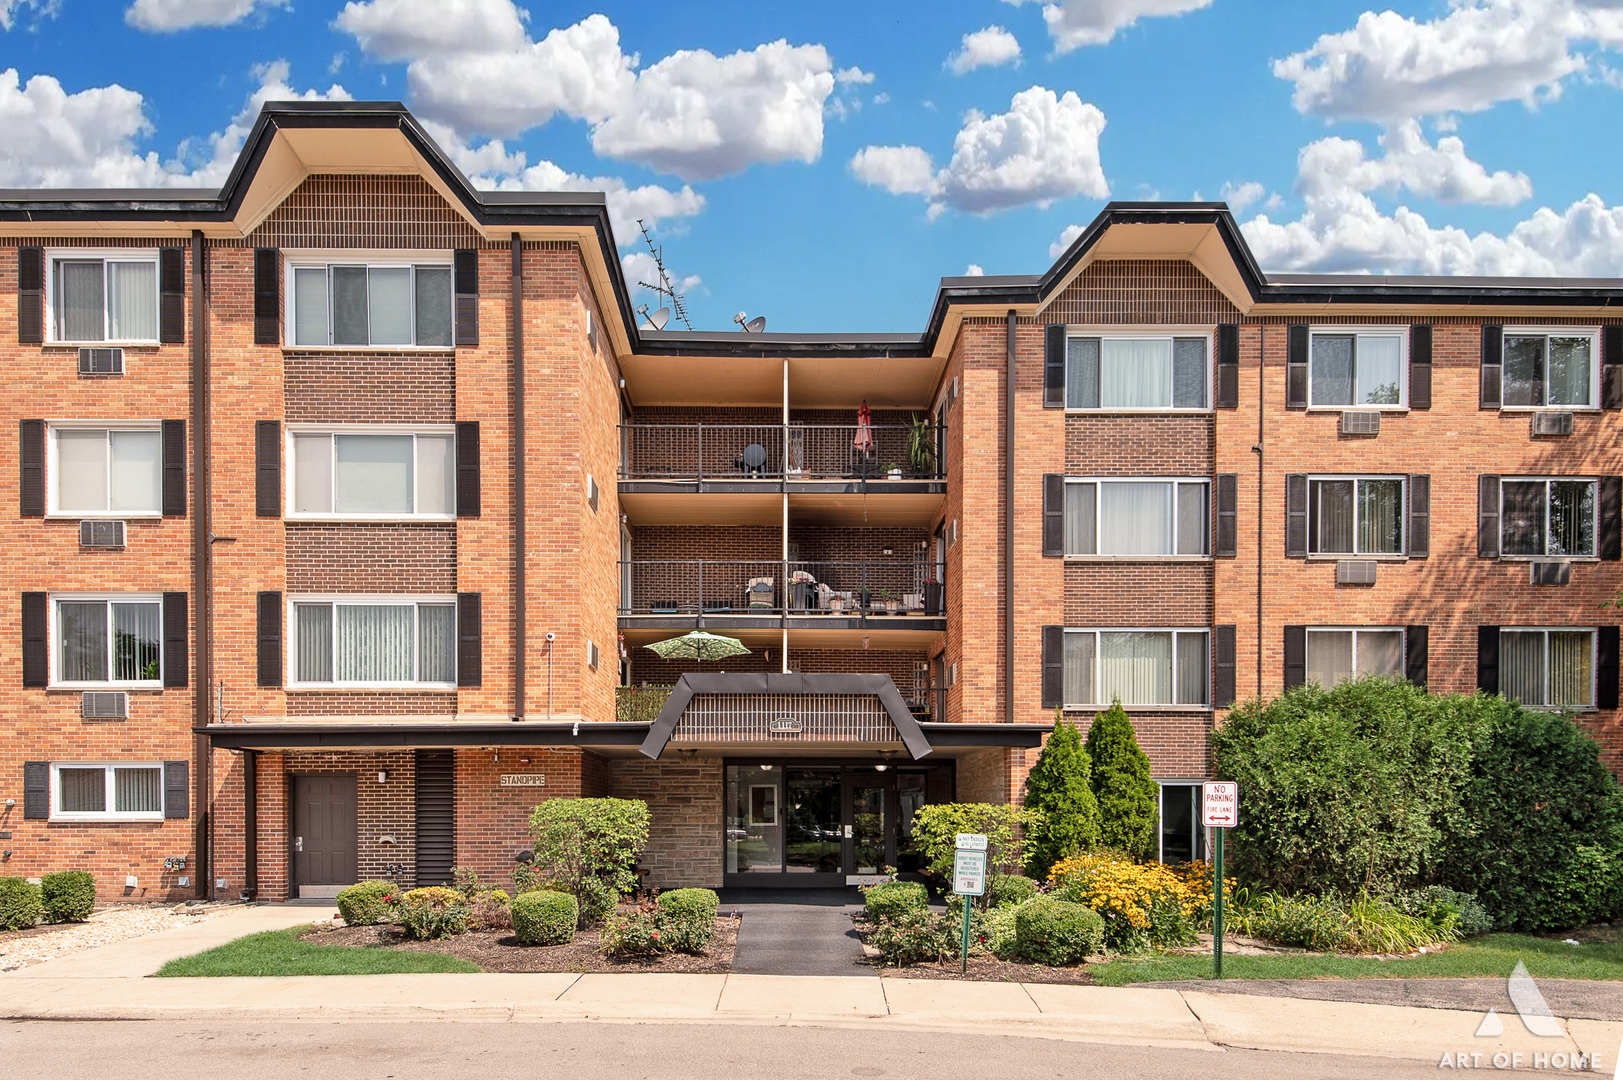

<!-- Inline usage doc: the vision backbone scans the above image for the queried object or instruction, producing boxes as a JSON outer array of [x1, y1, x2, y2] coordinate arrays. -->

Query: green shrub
[[335, 880, 398, 927], [981, 901, 1025, 958], [0, 877, 42, 931], [512, 890, 577, 946], [1013, 896, 1103, 965], [1023, 714, 1101, 879], [1085, 703, 1159, 860], [868, 909, 963, 966], [863, 880, 928, 922], [598, 909, 664, 957], [653, 889, 719, 954], [1396, 886, 1493, 938], [657, 888, 719, 922], [396, 886, 470, 940], [40, 871, 95, 923], [1236, 891, 1456, 953], [987, 874, 1039, 909], [529, 798, 649, 928], [910, 803, 1044, 897]]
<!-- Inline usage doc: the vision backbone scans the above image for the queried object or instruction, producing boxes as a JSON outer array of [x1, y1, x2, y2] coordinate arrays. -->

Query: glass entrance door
[[845, 771, 897, 876]]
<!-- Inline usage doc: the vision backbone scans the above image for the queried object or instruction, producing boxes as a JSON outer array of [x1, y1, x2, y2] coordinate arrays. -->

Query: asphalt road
[[0, 1020, 1453, 1079]]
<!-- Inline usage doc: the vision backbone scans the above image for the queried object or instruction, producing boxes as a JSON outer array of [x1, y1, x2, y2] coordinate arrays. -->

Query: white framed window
[[290, 596, 457, 687], [1064, 478, 1207, 556], [1500, 628, 1595, 709], [1309, 328, 1406, 408], [1501, 477, 1597, 558], [46, 250, 159, 344], [52, 594, 162, 687], [1308, 475, 1405, 556], [1306, 627, 1405, 687], [285, 255, 453, 348], [1062, 628, 1209, 707], [47, 422, 162, 517], [1502, 328, 1600, 409], [50, 762, 164, 821], [1065, 332, 1210, 410], [287, 426, 456, 519]]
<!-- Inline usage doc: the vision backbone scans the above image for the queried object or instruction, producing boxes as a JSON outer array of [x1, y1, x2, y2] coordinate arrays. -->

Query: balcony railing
[[619, 423, 943, 481], [617, 683, 947, 723], [619, 560, 946, 617]]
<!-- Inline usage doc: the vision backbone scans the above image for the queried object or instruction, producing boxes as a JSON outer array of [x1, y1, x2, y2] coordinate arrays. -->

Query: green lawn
[[155, 927, 479, 977], [1089, 932, 1623, 986]]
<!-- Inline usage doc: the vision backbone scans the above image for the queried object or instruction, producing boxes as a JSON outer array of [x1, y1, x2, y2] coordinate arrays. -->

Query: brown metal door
[[292, 773, 358, 889]]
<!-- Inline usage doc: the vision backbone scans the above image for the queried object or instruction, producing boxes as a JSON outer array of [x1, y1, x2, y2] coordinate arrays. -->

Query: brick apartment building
[[3, 101, 1619, 900]]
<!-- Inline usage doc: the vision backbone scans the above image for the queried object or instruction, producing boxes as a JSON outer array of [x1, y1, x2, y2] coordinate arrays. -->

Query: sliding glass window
[[1063, 629, 1209, 707]]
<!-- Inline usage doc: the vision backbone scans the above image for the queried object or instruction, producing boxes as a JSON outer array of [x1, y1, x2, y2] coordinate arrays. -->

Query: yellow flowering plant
[[1047, 853, 1233, 953]]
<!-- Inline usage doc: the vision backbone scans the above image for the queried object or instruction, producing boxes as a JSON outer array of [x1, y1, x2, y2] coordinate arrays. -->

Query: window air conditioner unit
[[1531, 411, 1574, 436], [1340, 410, 1381, 436], [79, 520, 125, 548], [1531, 560, 1572, 585], [1335, 559, 1378, 585], [82, 691, 128, 719], [78, 348, 123, 375]]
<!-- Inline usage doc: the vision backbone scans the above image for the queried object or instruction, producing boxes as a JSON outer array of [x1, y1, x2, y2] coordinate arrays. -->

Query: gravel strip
[[0, 903, 241, 972]]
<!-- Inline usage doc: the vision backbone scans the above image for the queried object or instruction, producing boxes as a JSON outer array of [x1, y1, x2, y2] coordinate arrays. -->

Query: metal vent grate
[[81, 691, 128, 719], [1340, 410, 1381, 436], [79, 520, 125, 548], [78, 348, 123, 375], [1336, 560, 1378, 585], [1531, 560, 1572, 585], [1531, 411, 1574, 436]]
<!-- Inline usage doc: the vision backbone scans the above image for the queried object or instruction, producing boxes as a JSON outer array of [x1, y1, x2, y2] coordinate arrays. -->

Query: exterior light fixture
[[377, 771, 387, 784]]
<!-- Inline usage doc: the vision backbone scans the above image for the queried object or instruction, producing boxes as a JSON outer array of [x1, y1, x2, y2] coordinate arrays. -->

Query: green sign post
[[1202, 781, 1238, 980], [952, 833, 988, 974]]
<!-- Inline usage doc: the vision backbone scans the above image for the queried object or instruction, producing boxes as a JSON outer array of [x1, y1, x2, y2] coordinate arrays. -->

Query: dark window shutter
[[1286, 324, 1309, 408], [162, 592, 188, 688], [21, 592, 47, 688], [255, 420, 280, 517], [1285, 474, 1308, 558], [457, 592, 482, 688], [1407, 474, 1430, 558], [1480, 325, 1503, 409], [1405, 625, 1429, 690], [1042, 474, 1065, 556], [1215, 324, 1239, 409], [163, 760, 188, 819], [1041, 625, 1064, 708], [1044, 324, 1066, 408], [1215, 473, 1237, 558], [1599, 626, 1620, 710], [1601, 477, 1622, 561], [1213, 625, 1236, 708], [253, 248, 279, 346], [159, 247, 185, 344], [162, 419, 186, 517], [23, 762, 48, 820], [415, 749, 456, 887], [19, 419, 44, 517], [17, 247, 43, 344], [455, 421, 480, 517], [1283, 626, 1306, 690], [1477, 626, 1499, 695], [1478, 475, 1501, 558], [454, 249, 479, 348], [257, 591, 282, 687], [1408, 324, 1432, 409], [1604, 326, 1623, 410]]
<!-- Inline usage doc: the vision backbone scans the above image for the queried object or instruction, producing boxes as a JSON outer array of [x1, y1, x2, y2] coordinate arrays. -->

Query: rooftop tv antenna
[[635, 219, 691, 330]]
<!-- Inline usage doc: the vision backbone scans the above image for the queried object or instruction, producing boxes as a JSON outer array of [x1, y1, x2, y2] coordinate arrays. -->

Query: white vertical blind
[[1357, 479, 1403, 554], [111, 601, 160, 682], [1100, 631, 1172, 705], [57, 260, 105, 341], [1307, 630, 1354, 687], [335, 604, 415, 682], [1063, 631, 1095, 705], [294, 267, 330, 346], [109, 430, 162, 514], [114, 767, 162, 813], [1548, 336, 1591, 407], [1175, 632, 1208, 704], [1549, 631, 1593, 707], [59, 768, 106, 813], [367, 267, 413, 346], [107, 261, 157, 341], [1500, 631, 1544, 706], [296, 604, 333, 682], [418, 604, 456, 683]]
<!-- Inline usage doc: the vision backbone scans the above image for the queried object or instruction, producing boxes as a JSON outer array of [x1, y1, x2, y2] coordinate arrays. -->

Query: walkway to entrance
[[717, 888, 871, 977]]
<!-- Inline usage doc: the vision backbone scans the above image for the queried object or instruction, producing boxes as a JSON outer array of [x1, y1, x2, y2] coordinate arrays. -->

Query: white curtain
[[1063, 632, 1095, 705], [1500, 631, 1544, 706], [1548, 336, 1591, 407], [109, 430, 161, 514], [1357, 630, 1404, 678], [1100, 632, 1172, 705], [368, 267, 413, 345], [334, 434, 413, 513], [293, 434, 333, 514], [336, 605, 415, 682], [1307, 630, 1353, 688], [1101, 339, 1171, 408], [114, 767, 162, 813], [416, 435, 456, 515], [1356, 334, 1403, 405], [414, 267, 453, 347], [1549, 631, 1593, 707], [107, 261, 156, 341], [296, 604, 333, 682], [56, 429, 108, 513], [418, 604, 456, 683], [294, 268, 329, 346], [57, 260, 104, 341], [1100, 482, 1171, 555], [1064, 482, 1095, 554]]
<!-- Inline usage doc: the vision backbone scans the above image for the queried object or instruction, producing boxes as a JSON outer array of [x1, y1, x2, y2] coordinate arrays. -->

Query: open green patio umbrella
[[643, 630, 751, 666]]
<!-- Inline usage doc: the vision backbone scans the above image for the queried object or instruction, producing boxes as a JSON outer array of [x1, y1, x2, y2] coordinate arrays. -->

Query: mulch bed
[[298, 914, 739, 974], [849, 915, 1093, 984]]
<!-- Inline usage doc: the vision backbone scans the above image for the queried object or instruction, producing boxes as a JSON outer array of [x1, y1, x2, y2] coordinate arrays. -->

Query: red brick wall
[[284, 353, 454, 424], [285, 524, 456, 593]]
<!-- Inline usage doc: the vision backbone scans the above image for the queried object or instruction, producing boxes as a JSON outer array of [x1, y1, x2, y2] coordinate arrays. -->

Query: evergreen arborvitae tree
[[1085, 701, 1159, 860], [1022, 711, 1101, 880]]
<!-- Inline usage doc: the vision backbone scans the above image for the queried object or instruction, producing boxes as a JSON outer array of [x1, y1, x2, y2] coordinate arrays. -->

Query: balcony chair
[[746, 576, 775, 611]]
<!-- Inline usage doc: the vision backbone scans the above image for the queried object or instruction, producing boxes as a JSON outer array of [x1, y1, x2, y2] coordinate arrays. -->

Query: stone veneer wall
[[609, 759, 723, 889]]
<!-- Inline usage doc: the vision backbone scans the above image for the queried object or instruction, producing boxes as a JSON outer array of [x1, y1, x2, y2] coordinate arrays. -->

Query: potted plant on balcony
[[906, 414, 937, 478], [828, 594, 846, 613], [789, 569, 815, 611], [885, 462, 903, 480], [922, 576, 944, 616], [878, 587, 903, 614]]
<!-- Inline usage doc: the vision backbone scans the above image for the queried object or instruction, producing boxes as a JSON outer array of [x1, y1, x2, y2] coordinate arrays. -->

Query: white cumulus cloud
[[948, 26, 1022, 74], [1002, 0, 1213, 51], [127, 0, 287, 31], [1220, 180, 1266, 214], [335, 0, 526, 59], [1049, 222, 1087, 259], [621, 250, 702, 310], [1298, 120, 1532, 207], [849, 145, 937, 196], [1, 0, 57, 30], [964, 263, 986, 276]]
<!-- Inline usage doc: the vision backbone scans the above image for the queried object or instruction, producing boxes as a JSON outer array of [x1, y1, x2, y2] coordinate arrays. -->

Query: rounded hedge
[[0, 877, 42, 932], [657, 888, 719, 922], [40, 870, 95, 923], [987, 874, 1039, 909], [863, 880, 928, 922], [335, 880, 398, 926], [513, 889, 578, 946], [1013, 896, 1104, 965]]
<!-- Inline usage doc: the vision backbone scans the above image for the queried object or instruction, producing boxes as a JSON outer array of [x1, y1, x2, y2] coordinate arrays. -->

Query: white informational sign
[[955, 833, 988, 851], [1202, 781, 1239, 828], [953, 849, 987, 896], [499, 774, 547, 788]]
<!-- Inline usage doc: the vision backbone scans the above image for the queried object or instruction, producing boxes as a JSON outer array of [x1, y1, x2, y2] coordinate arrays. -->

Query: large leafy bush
[[529, 797, 650, 928], [1012, 897, 1103, 965], [336, 880, 398, 926], [1022, 714, 1101, 879], [911, 803, 1044, 892], [1084, 703, 1159, 860], [512, 889, 577, 946], [396, 886, 470, 940], [862, 880, 928, 922], [40, 871, 95, 923], [0, 877, 41, 931]]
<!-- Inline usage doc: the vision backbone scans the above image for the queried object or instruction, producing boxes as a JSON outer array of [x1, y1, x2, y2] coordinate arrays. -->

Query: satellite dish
[[649, 307, 671, 331], [746, 316, 766, 333]]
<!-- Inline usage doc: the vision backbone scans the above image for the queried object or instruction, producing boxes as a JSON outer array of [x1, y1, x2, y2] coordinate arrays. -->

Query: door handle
[[295, 837, 303, 852], [843, 824, 852, 838]]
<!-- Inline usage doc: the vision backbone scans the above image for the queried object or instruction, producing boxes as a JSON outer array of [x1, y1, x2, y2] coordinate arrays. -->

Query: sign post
[[1202, 781, 1238, 979], [952, 833, 988, 974]]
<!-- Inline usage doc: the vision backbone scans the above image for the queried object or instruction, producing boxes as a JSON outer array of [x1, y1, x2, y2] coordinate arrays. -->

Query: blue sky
[[5, 0, 1623, 331]]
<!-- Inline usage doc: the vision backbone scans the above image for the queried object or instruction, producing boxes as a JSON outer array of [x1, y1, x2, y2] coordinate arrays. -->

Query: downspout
[[1004, 309, 1016, 725], [512, 235, 525, 721], [242, 750, 257, 900], [190, 230, 211, 899], [1255, 326, 1265, 697]]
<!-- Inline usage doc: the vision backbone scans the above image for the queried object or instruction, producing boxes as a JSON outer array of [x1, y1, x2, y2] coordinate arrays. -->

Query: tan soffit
[[1035, 222, 1257, 317], [619, 492, 784, 526]]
